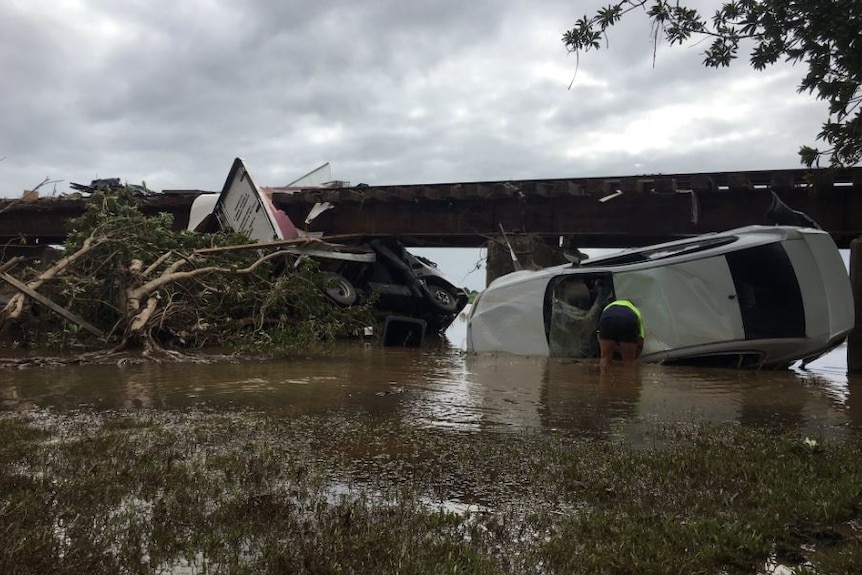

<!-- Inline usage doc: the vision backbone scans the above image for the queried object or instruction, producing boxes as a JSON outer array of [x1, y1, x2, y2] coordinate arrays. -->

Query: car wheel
[[425, 279, 460, 313], [323, 273, 357, 305]]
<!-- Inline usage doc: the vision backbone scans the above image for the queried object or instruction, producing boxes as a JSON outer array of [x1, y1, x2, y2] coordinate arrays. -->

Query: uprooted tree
[[0, 188, 375, 359]]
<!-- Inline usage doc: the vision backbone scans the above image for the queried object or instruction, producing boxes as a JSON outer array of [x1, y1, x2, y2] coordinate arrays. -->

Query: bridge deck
[[2, 168, 860, 251]]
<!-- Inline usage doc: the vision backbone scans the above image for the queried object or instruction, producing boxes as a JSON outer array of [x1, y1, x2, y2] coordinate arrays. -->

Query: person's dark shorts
[[598, 306, 639, 343]]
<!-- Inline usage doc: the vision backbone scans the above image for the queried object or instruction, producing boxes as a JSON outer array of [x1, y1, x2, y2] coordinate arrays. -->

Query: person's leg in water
[[598, 338, 617, 371], [618, 341, 639, 367]]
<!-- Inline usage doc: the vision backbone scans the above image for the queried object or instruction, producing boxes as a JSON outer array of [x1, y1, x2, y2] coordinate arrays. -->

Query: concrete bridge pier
[[849, 238, 862, 374], [485, 234, 570, 287]]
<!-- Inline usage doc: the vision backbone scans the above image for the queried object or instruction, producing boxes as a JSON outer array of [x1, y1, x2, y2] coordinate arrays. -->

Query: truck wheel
[[425, 279, 459, 313], [323, 273, 357, 305]]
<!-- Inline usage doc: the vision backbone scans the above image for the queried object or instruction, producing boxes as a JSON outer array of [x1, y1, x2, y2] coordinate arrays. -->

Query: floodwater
[[1, 312, 861, 443]]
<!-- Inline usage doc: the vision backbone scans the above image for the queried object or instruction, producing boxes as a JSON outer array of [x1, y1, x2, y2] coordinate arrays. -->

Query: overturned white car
[[466, 225, 853, 369]]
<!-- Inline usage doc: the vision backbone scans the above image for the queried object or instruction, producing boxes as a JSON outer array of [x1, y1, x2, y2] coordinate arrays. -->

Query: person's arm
[[635, 337, 644, 358]]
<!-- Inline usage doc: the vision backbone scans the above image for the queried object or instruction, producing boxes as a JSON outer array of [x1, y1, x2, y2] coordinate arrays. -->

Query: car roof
[[485, 225, 817, 291]]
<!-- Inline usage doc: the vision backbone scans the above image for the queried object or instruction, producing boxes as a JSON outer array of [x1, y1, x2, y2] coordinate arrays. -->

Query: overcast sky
[[0, 1, 828, 290], [2, 0, 826, 196]]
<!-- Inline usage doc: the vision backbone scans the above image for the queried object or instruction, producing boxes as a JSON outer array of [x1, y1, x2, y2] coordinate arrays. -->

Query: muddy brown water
[[1, 314, 860, 443]]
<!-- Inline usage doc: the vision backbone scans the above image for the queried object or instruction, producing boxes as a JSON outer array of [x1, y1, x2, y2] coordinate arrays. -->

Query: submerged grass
[[1, 409, 861, 574]]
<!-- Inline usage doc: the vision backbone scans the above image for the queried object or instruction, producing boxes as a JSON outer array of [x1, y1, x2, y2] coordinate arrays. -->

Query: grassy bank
[[1, 409, 860, 574]]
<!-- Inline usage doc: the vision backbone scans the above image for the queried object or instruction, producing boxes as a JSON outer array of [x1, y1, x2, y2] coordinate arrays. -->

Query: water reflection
[[1, 331, 861, 442], [448, 356, 858, 442]]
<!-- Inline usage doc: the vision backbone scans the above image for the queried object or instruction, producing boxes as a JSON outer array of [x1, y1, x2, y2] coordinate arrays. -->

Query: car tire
[[425, 279, 460, 313], [323, 273, 358, 305]]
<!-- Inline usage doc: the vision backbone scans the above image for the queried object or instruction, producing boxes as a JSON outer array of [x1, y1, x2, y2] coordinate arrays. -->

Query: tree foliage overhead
[[562, 0, 862, 168]]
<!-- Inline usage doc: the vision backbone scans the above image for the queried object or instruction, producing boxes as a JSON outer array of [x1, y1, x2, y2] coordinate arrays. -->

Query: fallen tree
[[0, 188, 375, 360]]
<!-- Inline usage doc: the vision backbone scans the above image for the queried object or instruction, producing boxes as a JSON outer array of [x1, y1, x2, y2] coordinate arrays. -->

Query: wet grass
[[1, 410, 861, 574]]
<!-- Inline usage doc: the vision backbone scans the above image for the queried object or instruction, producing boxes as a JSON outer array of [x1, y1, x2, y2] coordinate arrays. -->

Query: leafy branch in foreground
[[563, 0, 862, 168]]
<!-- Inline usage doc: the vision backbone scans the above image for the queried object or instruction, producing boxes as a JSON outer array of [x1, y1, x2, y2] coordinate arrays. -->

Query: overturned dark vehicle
[[189, 158, 469, 335], [317, 238, 469, 334]]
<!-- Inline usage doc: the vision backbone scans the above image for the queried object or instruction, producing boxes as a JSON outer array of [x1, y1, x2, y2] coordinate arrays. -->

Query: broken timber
[[193, 235, 376, 262], [0, 272, 106, 338]]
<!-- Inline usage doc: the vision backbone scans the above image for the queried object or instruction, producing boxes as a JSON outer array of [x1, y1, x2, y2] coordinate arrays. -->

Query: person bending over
[[597, 299, 644, 369]]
